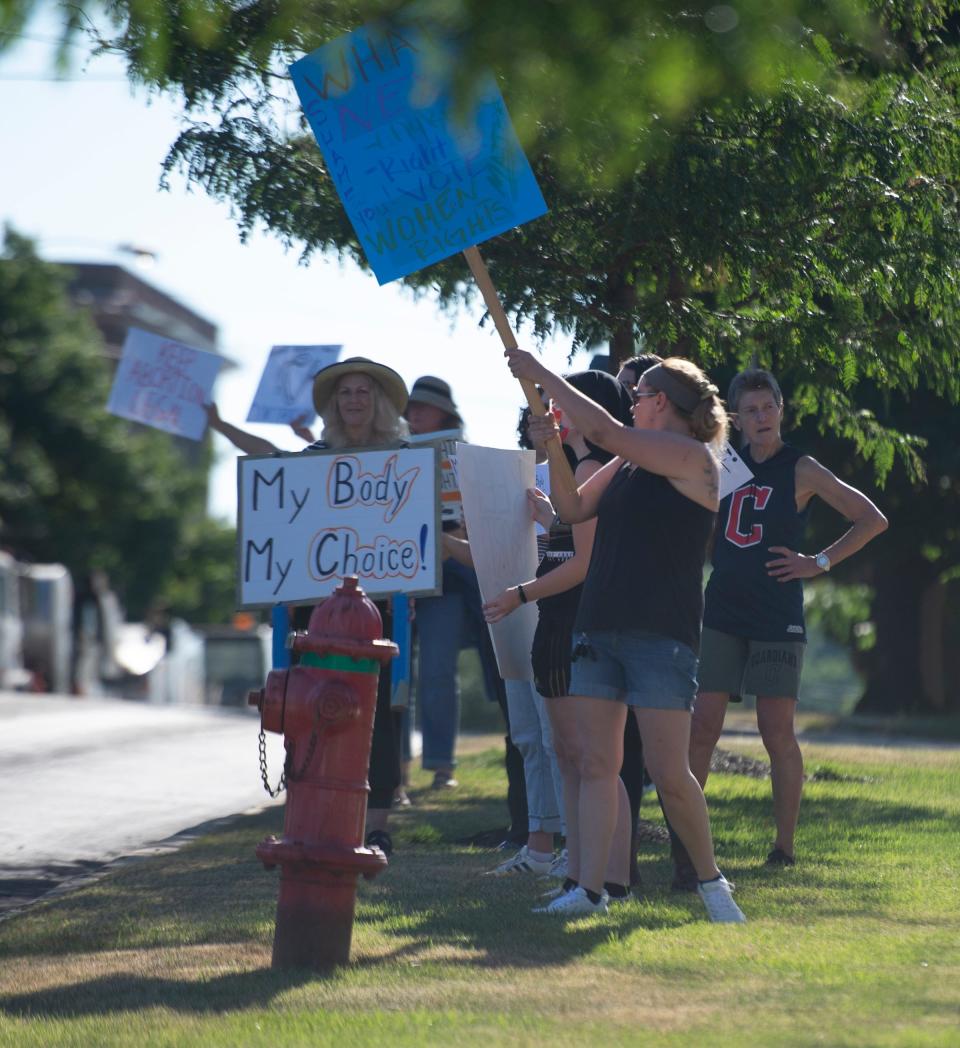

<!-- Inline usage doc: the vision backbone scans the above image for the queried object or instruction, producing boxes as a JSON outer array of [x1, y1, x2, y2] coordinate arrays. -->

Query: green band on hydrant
[[300, 652, 379, 674]]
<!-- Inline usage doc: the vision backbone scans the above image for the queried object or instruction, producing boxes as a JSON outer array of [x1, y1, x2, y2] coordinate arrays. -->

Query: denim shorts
[[568, 628, 699, 711]]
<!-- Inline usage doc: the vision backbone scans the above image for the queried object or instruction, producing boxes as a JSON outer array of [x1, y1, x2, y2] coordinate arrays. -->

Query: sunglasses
[[630, 387, 659, 404]]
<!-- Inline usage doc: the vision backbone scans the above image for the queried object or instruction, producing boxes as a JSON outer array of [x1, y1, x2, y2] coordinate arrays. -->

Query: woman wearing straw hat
[[207, 356, 410, 856]]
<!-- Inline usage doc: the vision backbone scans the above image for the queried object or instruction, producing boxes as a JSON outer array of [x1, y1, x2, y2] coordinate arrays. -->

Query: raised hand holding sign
[[289, 18, 575, 493]]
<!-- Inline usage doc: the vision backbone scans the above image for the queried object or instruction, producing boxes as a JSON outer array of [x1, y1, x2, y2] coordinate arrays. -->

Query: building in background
[[61, 261, 232, 469]]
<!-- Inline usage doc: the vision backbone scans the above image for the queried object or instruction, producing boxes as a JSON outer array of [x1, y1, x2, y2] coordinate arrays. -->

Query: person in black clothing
[[482, 372, 635, 887], [681, 368, 887, 874], [506, 349, 746, 922]]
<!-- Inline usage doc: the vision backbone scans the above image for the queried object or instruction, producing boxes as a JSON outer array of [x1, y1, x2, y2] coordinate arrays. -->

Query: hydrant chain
[[258, 726, 286, 797]]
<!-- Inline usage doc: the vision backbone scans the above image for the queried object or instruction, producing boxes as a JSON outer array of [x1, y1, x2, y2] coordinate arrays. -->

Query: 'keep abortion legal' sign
[[237, 446, 441, 607], [107, 327, 224, 440], [289, 21, 547, 284]]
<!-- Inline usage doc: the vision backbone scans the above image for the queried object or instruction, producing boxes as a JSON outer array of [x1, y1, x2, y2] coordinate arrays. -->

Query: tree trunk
[[855, 553, 944, 714], [606, 268, 637, 373], [608, 317, 634, 373], [918, 578, 946, 711]]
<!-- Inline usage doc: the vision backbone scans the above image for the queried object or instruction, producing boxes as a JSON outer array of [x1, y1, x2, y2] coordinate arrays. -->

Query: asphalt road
[[0, 690, 285, 917]]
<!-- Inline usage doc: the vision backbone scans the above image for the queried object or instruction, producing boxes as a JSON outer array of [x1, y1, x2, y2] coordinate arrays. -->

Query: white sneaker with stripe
[[485, 845, 553, 877]]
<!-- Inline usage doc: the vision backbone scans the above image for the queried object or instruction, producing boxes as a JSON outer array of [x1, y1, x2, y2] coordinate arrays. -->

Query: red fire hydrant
[[248, 576, 399, 969]]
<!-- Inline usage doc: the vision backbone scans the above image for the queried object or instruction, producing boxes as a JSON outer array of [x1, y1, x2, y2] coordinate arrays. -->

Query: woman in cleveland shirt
[[678, 368, 887, 880]]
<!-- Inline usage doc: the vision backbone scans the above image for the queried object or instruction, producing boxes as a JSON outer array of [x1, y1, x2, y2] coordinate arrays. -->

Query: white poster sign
[[534, 461, 551, 535], [237, 446, 441, 608], [719, 443, 755, 501], [106, 327, 224, 440], [408, 429, 463, 526], [457, 443, 539, 681], [246, 344, 342, 424]]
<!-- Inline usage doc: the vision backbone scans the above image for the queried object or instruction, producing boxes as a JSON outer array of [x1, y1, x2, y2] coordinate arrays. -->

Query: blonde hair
[[653, 357, 728, 451], [319, 374, 410, 449]]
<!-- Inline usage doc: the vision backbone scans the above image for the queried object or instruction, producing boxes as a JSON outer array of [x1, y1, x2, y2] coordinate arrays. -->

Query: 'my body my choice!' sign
[[289, 21, 547, 284], [237, 446, 440, 607]]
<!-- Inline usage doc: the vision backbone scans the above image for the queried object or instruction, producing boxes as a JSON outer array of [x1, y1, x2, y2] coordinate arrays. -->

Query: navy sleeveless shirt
[[703, 443, 809, 642], [575, 464, 715, 654]]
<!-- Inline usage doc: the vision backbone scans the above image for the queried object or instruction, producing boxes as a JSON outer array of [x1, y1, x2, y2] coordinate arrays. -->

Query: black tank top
[[575, 463, 715, 653], [534, 450, 606, 627], [703, 443, 809, 642]]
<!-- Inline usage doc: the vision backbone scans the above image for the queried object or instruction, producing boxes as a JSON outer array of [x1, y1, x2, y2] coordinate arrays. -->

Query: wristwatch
[[815, 552, 831, 573]]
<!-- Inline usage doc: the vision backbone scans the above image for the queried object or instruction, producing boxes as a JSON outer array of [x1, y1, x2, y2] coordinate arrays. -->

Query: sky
[[0, 13, 595, 523]]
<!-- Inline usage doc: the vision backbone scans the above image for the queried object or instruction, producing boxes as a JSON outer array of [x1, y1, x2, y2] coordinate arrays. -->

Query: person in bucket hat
[[405, 375, 463, 435]]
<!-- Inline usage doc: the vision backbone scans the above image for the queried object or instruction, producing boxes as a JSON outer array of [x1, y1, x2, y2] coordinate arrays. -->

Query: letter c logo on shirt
[[725, 485, 773, 547]]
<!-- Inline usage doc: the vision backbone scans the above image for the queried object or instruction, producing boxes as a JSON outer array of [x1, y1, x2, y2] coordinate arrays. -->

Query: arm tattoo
[[703, 449, 719, 504]]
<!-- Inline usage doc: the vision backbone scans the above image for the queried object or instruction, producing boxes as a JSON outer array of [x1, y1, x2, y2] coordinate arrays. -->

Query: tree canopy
[[0, 228, 237, 623], [76, 0, 957, 485], [6, 0, 960, 710]]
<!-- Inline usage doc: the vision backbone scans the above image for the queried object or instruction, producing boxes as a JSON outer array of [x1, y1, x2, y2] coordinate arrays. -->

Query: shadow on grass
[[701, 790, 960, 851], [1, 753, 956, 1023], [0, 967, 316, 1019]]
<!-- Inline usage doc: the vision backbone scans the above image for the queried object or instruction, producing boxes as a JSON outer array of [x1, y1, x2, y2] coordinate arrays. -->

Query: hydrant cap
[[306, 576, 384, 643]]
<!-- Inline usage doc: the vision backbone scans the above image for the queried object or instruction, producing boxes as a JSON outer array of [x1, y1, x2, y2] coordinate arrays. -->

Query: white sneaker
[[532, 884, 569, 910], [486, 845, 553, 877], [546, 848, 568, 880], [539, 885, 608, 917], [697, 876, 746, 923]]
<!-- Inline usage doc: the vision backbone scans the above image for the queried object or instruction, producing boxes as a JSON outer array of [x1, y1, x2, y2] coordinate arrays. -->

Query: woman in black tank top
[[506, 349, 747, 923], [481, 371, 635, 883]]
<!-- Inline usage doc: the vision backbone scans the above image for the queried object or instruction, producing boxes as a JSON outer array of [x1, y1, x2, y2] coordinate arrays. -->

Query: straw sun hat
[[311, 356, 409, 415]]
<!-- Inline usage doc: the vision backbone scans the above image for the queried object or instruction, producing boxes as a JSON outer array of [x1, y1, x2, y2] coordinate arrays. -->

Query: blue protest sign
[[289, 21, 547, 284], [246, 344, 341, 424]]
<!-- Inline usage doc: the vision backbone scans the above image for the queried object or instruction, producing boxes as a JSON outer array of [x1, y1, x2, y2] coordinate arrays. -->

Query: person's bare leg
[[689, 691, 730, 787], [603, 776, 632, 887], [636, 709, 720, 881], [757, 697, 803, 858], [528, 830, 554, 854], [573, 697, 627, 895], [547, 697, 582, 882]]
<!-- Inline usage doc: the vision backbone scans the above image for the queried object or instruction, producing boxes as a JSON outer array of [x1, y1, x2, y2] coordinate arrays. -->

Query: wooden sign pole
[[462, 245, 577, 496]]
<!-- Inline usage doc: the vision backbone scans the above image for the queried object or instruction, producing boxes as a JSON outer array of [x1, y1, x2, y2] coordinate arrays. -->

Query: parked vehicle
[[200, 624, 272, 707], [19, 562, 74, 694], [0, 551, 29, 690], [2, 551, 272, 705]]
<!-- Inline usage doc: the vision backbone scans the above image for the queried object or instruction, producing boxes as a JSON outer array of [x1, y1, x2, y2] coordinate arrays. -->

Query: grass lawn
[[0, 734, 957, 1047]]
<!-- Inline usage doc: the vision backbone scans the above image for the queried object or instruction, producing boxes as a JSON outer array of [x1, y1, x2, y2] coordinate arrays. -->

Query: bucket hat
[[407, 375, 462, 425]]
